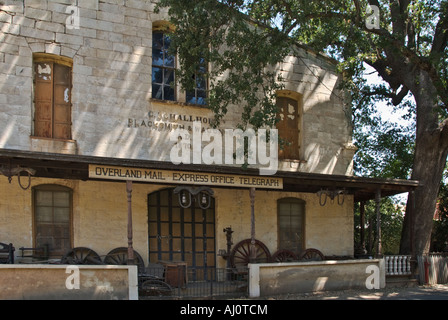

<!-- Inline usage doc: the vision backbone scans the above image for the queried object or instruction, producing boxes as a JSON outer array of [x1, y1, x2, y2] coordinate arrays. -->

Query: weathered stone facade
[[0, 0, 355, 175], [0, 0, 357, 272]]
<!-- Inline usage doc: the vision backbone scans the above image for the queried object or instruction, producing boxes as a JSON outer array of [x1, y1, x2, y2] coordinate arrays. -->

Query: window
[[277, 198, 305, 254], [276, 94, 302, 160], [33, 54, 72, 140], [33, 185, 72, 258], [186, 58, 207, 105], [152, 22, 208, 106], [152, 30, 176, 101]]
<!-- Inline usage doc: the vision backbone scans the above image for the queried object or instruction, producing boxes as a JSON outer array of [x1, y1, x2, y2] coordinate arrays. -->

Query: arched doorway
[[147, 188, 216, 273]]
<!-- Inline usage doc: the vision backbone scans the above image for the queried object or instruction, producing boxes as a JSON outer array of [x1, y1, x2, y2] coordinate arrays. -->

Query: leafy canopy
[[157, 0, 448, 178], [157, 0, 291, 130]]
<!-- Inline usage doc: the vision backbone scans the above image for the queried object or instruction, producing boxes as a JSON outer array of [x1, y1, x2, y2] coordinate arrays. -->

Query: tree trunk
[[400, 131, 448, 256], [400, 70, 448, 257]]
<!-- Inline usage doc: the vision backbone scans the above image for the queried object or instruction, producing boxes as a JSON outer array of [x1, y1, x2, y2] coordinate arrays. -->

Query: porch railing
[[385, 255, 412, 276], [140, 266, 248, 299]]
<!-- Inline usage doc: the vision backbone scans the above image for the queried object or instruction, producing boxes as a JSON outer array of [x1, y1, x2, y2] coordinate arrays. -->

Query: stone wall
[[0, 264, 138, 300], [248, 259, 386, 297], [0, 0, 355, 175]]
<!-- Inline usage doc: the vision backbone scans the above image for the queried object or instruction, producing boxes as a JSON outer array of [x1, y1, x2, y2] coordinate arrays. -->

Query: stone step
[[386, 276, 419, 288]]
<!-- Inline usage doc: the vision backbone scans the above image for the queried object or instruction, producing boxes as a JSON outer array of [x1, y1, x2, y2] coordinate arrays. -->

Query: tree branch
[[431, 12, 448, 56]]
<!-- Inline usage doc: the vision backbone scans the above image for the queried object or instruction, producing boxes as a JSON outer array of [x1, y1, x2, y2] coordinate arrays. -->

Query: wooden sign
[[88, 165, 283, 189]]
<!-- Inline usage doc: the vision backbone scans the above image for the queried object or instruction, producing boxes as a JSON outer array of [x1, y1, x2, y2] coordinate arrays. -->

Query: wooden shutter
[[53, 64, 72, 139], [277, 97, 300, 159], [34, 60, 72, 139], [34, 62, 54, 138]]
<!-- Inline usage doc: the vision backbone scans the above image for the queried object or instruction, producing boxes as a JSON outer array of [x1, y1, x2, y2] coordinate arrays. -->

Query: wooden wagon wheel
[[61, 247, 102, 265], [104, 247, 145, 274], [140, 279, 173, 296], [271, 249, 298, 262], [299, 248, 325, 261], [229, 239, 271, 269]]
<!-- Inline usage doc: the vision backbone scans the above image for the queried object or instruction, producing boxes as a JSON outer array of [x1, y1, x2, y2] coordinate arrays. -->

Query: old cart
[[60, 246, 174, 296]]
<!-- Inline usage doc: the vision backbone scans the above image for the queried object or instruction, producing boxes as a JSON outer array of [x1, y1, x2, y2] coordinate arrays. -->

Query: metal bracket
[[0, 163, 36, 190]]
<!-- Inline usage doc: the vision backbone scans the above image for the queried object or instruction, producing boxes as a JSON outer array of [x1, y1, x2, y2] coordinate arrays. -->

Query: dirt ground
[[265, 284, 448, 300]]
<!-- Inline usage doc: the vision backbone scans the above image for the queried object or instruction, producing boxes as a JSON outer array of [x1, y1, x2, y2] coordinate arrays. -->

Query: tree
[[355, 198, 405, 255], [157, 0, 448, 256]]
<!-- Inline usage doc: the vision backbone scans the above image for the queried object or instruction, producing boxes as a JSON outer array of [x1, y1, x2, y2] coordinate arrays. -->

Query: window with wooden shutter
[[33, 55, 72, 140], [33, 185, 72, 258], [276, 95, 302, 160]]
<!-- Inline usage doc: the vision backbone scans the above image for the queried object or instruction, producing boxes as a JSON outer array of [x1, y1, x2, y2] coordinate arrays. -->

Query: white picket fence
[[385, 255, 412, 276], [417, 254, 448, 285]]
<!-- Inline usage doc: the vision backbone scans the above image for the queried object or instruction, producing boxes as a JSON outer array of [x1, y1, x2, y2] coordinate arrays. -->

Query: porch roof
[[0, 149, 420, 202]]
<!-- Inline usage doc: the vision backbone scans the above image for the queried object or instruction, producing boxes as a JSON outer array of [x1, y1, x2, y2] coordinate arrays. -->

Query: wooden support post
[[360, 201, 367, 255], [375, 189, 382, 258], [249, 187, 256, 262], [126, 180, 134, 264]]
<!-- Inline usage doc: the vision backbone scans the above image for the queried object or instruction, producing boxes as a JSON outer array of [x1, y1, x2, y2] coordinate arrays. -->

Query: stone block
[[25, 7, 52, 21], [1, 0, 24, 14], [20, 26, 55, 41]]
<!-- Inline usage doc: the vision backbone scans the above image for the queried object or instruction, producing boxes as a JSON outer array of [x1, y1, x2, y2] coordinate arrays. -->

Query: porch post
[[360, 201, 367, 255], [126, 180, 134, 264], [250, 187, 256, 262], [375, 188, 382, 258]]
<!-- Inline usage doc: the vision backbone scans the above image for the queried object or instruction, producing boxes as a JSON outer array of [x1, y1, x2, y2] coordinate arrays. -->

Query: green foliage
[[352, 93, 416, 179], [354, 197, 405, 255], [156, 0, 291, 130], [156, 0, 447, 159]]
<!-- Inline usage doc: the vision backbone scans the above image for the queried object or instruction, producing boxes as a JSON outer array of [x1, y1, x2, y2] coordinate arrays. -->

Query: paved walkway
[[271, 284, 448, 300]]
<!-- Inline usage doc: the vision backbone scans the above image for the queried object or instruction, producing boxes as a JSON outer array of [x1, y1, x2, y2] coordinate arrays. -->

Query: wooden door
[[276, 97, 300, 160], [34, 61, 71, 139], [148, 189, 216, 277], [34, 62, 54, 138]]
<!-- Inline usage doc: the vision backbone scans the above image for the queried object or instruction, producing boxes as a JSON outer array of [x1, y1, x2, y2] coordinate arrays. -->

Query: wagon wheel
[[104, 247, 145, 274], [229, 239, 271, 270], [61, 247, 102, 265], [140, 279, 173, 296], [299, 248, 325, 261], [271, 249, 298, 262]]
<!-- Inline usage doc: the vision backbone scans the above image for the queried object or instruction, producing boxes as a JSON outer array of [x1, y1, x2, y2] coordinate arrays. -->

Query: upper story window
[[152, 30, 176, 101], [276, 92, 303, 160], [186, 58, 207, 106], [151, 21, 208, 106], [33, 54, 73, 140]]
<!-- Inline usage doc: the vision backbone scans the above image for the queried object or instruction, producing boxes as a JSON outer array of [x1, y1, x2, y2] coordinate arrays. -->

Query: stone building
[[0, 0, 417, 283]]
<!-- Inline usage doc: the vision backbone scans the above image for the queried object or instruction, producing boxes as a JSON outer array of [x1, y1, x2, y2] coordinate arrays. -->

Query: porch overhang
[[0, 149, 420, 202]]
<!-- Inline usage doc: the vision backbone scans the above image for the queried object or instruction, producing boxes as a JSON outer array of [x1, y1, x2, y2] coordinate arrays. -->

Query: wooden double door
[[148, 188, 216, 273]]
